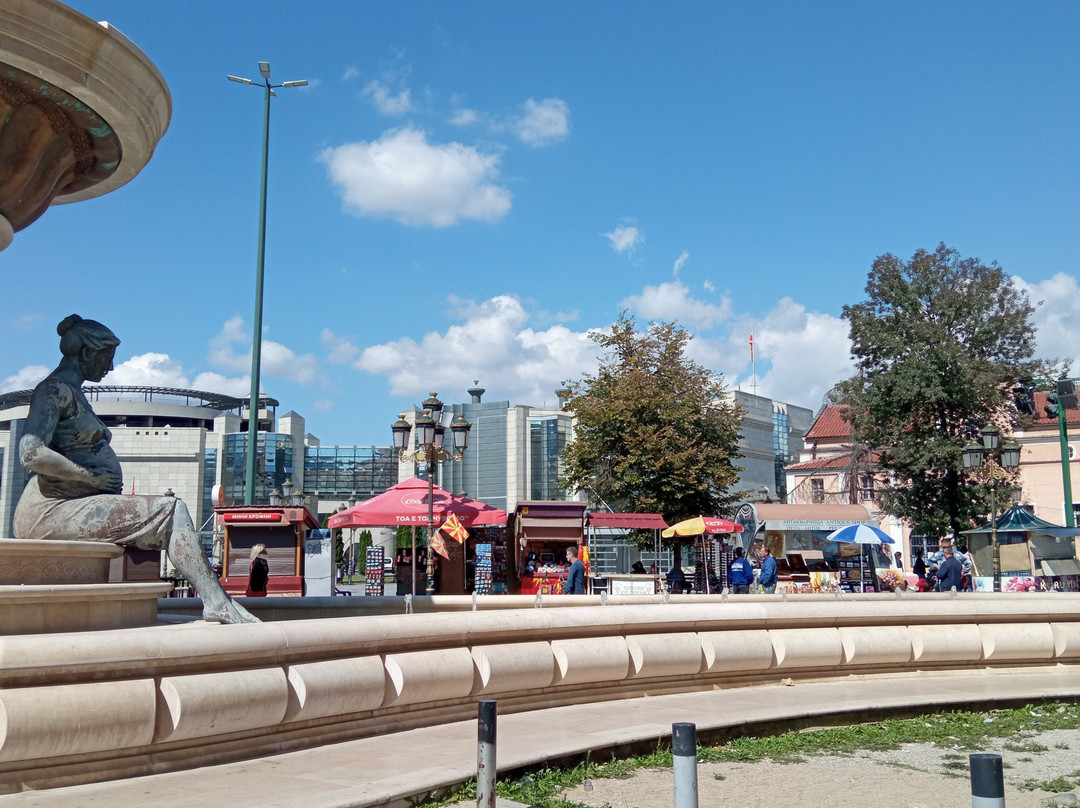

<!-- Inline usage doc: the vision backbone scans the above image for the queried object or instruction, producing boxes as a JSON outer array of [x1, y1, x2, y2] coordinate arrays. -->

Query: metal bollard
[[970, 753, 1005, 807], [477, 700, 497, 808], [672, 722, 698, 808]]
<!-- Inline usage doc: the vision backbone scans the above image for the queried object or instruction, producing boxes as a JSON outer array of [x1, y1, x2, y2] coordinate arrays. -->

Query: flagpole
[[750, 325, 758, 395]]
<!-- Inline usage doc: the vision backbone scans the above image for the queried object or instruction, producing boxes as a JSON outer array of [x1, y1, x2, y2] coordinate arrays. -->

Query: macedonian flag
[[428, 531, 450, 559], [442, 513, 469, 544]]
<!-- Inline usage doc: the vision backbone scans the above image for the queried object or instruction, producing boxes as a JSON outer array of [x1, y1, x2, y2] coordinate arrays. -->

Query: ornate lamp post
[[962, 424, 1021, 590], [391, 395, 471, 595]]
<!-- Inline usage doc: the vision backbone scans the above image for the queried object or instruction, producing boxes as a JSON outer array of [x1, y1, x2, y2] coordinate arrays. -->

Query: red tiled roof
[[804, 405, 853, 440], [786, 455, 852, 472], [786, 450, 882, 473], [1031, 391, 1080, 426]]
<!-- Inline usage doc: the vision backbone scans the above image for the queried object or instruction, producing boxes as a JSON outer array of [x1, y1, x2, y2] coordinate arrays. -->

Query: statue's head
[[57, 315, 120, 356], [57, 315, 120, 382]]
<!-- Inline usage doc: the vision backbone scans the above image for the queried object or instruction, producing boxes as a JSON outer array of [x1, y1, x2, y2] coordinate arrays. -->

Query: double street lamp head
[[390, 395, 472, 461], [962, 424, 1021, 470]]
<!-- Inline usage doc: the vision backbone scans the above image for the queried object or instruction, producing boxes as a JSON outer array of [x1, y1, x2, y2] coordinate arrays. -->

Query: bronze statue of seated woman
[[14, 315, 257, 624]]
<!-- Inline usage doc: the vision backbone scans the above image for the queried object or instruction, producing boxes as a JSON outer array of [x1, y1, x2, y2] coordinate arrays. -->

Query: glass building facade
[[222, 432, 295, 504], [772, 407, 790, 498], [304, 446, 397, 499], [529, 414, 571, 500]]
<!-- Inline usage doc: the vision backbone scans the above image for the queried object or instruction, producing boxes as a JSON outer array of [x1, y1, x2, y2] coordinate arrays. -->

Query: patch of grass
[[1018, 776, 1078, 793], [1055, 743, 1071, 750], [1005, 741, 1049, 753], [701, 701, 1080, 764]]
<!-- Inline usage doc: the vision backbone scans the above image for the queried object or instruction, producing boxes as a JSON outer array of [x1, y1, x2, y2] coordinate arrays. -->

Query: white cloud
[[207, 316, 321, 386], [320, 127, 512, 227], [322, 328, 361, 364], [354, 295, 597, 408], [105, 352, 190, 387], [190, 372, 250, 397], [450, 108, 478, 126], [698, 298, 853, 411], [516, 98, 570, 147], [604, 224, 643, 254], [363, 80, 414, 115], [0, 365, 49, 392], [1015, 272, 1080, 367], [703, 280, 716, 293], [673, 251, 690, 277], [621, 280, 732, 330], [342, 66, 360, 81]]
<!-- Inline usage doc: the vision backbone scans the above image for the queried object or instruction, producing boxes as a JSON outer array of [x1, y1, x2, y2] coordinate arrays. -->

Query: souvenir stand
[[511, 501, 588, 594], [733, 501, 878, 593], [217, 504, 321, 596]]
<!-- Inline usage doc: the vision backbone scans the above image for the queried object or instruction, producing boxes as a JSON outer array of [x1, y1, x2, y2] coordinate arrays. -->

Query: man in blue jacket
[[758, 545, 778, 594], [727, 546, 754, 594]]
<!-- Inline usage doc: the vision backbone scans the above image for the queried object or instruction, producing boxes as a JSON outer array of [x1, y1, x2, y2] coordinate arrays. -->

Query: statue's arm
[[19, 381, 119, 492]]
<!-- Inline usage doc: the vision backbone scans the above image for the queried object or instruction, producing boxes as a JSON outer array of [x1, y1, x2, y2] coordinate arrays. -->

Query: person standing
[[246, 543, 269, 597], [936, 545, 963, 591], [564, 545, 585, 594], [758, 545, 778, 594], [727, 546, 754, 594], [913, 550, 927, 578]]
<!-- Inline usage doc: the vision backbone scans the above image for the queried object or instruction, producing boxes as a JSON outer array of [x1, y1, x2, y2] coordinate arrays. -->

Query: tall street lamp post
[[391, 394, 472, 595], [227, 62, 307, 505], [962, 424, 1021, 591]]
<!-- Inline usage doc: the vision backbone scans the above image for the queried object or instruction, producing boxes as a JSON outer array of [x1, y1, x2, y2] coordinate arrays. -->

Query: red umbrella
[[327, 477, 507, 529]]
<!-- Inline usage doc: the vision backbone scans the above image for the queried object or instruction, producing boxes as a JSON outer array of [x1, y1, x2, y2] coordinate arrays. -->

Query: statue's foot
[[203, 598, 260, 624]]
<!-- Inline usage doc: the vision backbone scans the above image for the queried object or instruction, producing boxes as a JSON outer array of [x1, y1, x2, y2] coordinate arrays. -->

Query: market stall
[[585, 511, 669, 594], [511, 501, 588, 594], [961, 503, 1080, 591], [733, 501, 889, 593], [329, 477, 508, 595]]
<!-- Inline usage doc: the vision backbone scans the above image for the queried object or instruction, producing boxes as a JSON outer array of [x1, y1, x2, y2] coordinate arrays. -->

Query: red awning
[[328, 477, 507, 529], [586, 512, 669, 529]]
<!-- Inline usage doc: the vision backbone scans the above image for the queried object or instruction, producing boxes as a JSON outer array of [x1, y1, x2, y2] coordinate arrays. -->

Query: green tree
[[839, 243, 1038, 539], [562, 313, 744, 530]]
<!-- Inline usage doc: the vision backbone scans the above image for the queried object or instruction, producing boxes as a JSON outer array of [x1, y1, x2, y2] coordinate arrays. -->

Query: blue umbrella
[[825, 524, 895, 592], [825, 524, 895, 545]]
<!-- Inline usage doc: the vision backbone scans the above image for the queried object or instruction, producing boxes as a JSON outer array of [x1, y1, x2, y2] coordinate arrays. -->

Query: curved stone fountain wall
[[1, 593, 1079, 793]]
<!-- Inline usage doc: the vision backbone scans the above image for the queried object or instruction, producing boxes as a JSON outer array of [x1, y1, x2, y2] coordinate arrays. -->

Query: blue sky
[[5, 1, 1080, 446]]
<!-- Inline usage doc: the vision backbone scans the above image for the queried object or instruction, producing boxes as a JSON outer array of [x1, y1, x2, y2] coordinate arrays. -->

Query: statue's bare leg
[[167, 506, 259, 624]]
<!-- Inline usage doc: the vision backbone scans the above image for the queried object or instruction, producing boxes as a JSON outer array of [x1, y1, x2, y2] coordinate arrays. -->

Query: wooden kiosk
[[216, 505, 321, 596], [510, 501, 587, 594]]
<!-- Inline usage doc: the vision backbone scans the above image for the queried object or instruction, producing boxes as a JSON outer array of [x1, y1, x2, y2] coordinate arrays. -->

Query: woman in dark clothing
[[246, 543, 270, 596]]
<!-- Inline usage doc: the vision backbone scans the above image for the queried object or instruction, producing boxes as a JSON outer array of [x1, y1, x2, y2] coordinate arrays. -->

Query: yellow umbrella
[[661, 515, 743, 538]]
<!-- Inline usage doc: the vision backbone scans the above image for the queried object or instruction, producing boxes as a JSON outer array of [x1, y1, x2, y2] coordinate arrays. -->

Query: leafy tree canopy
[[838, 243, 1039, 539], [561, 313, 744, 527]]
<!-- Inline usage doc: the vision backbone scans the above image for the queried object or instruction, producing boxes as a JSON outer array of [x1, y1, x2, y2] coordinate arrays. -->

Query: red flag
[[441, 513, 469, 544], [749, 332, 754, 362]]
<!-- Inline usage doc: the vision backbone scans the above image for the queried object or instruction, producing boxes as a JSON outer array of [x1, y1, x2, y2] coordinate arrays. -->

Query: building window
[[811, 478, 824, 504], [859, 475, 875, 501]]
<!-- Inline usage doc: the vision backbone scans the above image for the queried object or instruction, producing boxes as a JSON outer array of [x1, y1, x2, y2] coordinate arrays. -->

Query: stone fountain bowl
[[0, 538, 121, 585]]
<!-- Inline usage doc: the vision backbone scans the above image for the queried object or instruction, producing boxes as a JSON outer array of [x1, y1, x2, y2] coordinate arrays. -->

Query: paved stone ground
[[558, 728, 1080, 808]]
